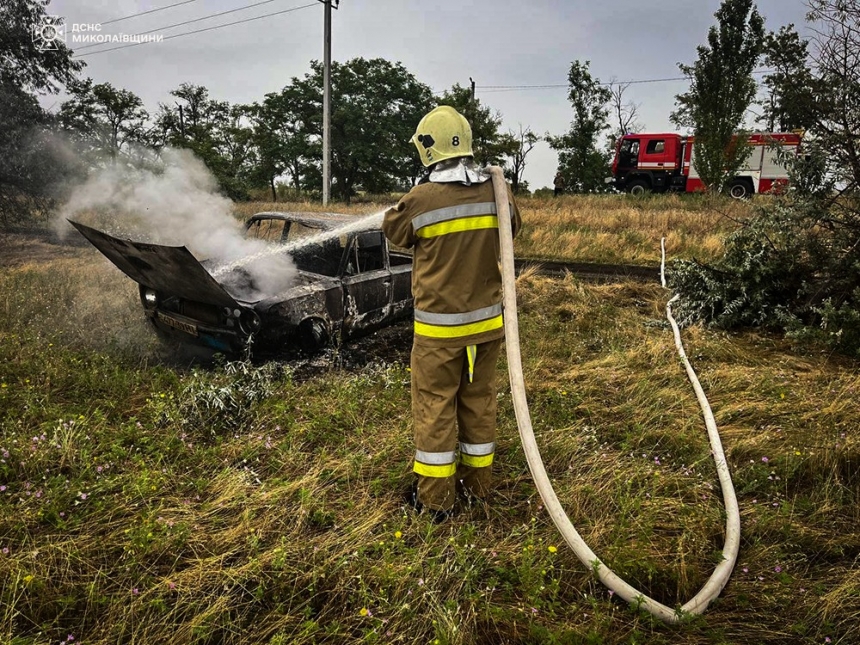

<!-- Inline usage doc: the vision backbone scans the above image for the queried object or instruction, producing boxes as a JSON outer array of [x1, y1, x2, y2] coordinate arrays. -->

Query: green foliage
[[807, 0, 860, 190], [759, 25, 817, 132], [0, 78, 84, 227], [0, 0, 83, 95], [159, 359, 286, 436], [667, 5, 860, 357], [668, 204, 815, 330], [246, 89, 312, 201], [154, 83, 256, 200], [0, 0, 85, 226], [547, 60, 613, 194], [669, 154, 860, 356], [59, 78, 150, 165], [284, 57, 435, 202], [672, 0, 765, 193]]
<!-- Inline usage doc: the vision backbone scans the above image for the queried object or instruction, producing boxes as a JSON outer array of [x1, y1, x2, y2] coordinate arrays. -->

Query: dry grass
[[233, 193, 750, 267], [1, 194, 858, 644], [514, 193, 749, 265]]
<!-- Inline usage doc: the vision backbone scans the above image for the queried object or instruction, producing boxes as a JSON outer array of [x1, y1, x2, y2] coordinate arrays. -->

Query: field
[[1, 194, 858, 644]]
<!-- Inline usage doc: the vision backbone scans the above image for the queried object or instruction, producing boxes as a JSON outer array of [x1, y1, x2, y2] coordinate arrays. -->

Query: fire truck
[[605, 132, 803, 198]]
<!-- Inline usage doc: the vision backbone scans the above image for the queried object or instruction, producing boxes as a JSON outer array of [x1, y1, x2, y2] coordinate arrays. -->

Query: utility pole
[[470, 77, 475, 101], [318, 0, 339, 205], [176, 103, 185, 138]]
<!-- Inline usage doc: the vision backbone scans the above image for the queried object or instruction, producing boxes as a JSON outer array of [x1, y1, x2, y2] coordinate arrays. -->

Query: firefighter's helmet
[[411, 106, 473, 167]]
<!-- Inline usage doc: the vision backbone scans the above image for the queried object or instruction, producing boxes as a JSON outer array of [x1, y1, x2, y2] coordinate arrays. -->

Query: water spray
[[487, 166, 740, 623], [210, 210, 387, 277]]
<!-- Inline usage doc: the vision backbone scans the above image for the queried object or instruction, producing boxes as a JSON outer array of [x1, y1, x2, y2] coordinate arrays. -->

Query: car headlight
[[239, 309, 262, 334], [143, 289, 158, 307]]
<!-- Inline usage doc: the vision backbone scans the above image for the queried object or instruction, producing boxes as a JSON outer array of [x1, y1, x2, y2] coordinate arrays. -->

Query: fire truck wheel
[[728, 179, 753, 199], [626, 179, 650, 196]]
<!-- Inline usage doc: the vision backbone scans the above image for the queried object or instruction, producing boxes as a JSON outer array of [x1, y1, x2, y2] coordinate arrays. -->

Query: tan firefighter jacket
[[383, 177, 521, 348]]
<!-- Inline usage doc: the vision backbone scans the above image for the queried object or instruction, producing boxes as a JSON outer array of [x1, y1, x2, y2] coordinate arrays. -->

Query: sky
[[43, 0, 813, 191]]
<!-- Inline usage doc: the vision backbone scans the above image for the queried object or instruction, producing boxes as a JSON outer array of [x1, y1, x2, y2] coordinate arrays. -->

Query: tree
[[155, 84, 256, 200], [59, 78, 150, 164], [546, 60, 612, 193], [668, 1, 860, 357], [437, 84, 518, 169], [604, 79, 644, 158], [806, 0, 860, 190], [671, 0, 765, 194], [287, 58, 434, 202], [504, 125, 539, 195], [0, 0, 83, 94], [760, 25, 817, 132], [247, 85, 315, 201], [608, 79, 642, 138], [0, 0, 84, 226]]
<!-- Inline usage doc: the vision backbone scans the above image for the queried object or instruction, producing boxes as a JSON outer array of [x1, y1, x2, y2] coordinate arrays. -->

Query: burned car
[[70, 212, 413, 358]]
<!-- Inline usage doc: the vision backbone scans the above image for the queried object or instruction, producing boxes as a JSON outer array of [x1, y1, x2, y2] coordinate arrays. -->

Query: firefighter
[[383, 106, 521, 522], [553, 171, 565, 197]]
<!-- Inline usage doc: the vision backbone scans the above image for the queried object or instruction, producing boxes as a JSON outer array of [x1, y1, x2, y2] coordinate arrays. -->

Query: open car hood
[[69, 220, 241, 309]]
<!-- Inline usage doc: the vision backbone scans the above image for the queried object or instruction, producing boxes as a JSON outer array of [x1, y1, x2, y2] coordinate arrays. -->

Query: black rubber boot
[[404, 482, 453, 524]]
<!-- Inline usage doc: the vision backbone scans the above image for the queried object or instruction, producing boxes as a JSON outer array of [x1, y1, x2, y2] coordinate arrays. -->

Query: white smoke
[[57, 148, 296, 301]]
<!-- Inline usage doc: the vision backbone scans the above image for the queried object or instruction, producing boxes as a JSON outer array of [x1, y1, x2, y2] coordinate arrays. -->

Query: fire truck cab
[[607, 132, 802, 198]]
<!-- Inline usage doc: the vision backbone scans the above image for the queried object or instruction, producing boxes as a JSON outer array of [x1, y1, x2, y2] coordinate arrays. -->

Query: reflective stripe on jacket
[[412, 202, 499, 238], [382, 180, 521, 347]]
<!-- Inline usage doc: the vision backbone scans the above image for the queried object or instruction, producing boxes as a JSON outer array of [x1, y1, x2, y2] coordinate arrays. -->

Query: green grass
[[1, 195, 858, 644]]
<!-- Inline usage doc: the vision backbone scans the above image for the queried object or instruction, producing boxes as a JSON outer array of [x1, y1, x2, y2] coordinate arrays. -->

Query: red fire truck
[[606, 132, 803, 198]]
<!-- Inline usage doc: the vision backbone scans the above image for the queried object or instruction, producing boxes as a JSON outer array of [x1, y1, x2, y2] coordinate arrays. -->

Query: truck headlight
[[143, 289, 158, 307]]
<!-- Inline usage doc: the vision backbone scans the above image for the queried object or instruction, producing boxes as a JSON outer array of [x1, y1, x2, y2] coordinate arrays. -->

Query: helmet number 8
[[452, 136, 460, 146]]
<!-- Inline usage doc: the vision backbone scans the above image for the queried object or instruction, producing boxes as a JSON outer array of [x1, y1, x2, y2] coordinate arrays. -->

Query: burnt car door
[[341, 230, 393, 335]]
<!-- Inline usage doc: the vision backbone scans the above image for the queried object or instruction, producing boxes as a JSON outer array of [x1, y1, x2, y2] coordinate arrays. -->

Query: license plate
[[157, 311, 198, 337]]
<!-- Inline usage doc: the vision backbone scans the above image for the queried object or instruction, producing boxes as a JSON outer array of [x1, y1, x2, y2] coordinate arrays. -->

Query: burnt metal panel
[[70, 220, 239, 309]]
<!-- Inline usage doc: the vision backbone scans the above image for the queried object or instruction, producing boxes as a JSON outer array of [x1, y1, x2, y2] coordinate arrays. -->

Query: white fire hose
[[487, 166, 740, 623]]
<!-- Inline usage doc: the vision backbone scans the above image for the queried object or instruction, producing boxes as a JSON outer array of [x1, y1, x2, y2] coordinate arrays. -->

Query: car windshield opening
[[291, 236, 343, 277]]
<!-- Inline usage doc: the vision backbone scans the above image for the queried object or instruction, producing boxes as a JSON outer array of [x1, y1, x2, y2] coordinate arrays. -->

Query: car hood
[[69, 220, 241, 309]]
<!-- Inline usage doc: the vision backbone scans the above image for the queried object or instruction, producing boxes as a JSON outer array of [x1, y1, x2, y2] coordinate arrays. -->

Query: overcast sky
[[45, 0, 812, 191]]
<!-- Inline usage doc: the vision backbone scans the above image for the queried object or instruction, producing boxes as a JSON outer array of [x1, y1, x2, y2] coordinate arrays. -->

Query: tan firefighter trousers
[[410, 338, 502, 511]]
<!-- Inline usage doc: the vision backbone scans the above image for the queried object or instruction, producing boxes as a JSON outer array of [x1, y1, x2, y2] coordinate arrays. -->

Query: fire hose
[[487, 166, 740, 623]]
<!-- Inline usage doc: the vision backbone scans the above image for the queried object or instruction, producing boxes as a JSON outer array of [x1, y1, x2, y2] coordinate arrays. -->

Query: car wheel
[[627, 180, 649, 196], [299, 318, 329, 353], [729, 180, 753, 199]]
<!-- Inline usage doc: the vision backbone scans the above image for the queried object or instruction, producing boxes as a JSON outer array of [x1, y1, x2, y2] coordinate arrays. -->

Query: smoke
[[57, 148, 296, 301]]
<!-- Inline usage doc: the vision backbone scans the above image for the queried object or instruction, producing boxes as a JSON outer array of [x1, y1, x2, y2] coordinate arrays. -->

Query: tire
[[728, 179, 753, 199], [299, 318, 329, 353], [626, 179, 650, 196]]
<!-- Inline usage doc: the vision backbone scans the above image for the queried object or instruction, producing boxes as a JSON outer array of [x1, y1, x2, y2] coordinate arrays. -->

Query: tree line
[[2, 0, 556, 225], [0, 0, 820, 226], [0, 0, 854, 208]]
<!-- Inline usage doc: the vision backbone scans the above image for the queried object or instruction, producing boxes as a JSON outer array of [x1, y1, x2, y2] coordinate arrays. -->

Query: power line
[[73, 3, 318, 58], [476, 70, 775, 93], [100, 0, 201, 26], [76, 0, 287, 51]]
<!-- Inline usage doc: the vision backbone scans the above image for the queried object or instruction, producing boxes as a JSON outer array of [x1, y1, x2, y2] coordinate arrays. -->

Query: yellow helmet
[[411, 106, 473, 167]]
